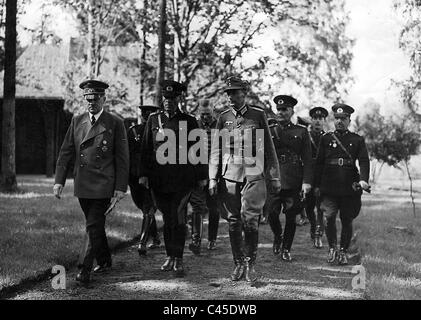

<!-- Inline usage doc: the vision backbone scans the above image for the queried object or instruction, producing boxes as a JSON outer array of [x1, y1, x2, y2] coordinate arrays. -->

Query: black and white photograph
[[0, 0, 420, 307]]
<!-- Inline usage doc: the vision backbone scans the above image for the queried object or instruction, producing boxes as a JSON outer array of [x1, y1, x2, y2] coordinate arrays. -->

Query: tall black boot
[[229, 222, 245, 281], [138, 213, 151, 256], [244, 230, 258, 282], [189, 213, 202, 255]]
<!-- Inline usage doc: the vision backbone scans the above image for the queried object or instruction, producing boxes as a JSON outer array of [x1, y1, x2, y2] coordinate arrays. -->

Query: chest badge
[[102, 146, 108, 152]]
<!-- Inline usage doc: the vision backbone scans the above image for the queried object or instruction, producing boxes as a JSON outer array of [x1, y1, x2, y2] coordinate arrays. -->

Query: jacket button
[[80, 164, 84, 167], [96, 165, 100, 169], [80, 154, 84, 157]]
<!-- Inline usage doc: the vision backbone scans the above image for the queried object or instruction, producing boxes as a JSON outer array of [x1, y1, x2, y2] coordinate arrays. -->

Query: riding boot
[[189, 213, 202, 255], [244, 230, 258, 282], [137, 213, 151, 256]]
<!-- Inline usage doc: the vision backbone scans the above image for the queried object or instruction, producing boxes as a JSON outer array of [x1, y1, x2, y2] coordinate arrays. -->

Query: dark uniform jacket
[[315, 130, 369, 196], [139, 109, 208, 193], [127, 123, 146, 177], [209, 105, 280, 183], [268, 120, 313, 190], [309, 130, 324, 185], [197, 118, 217, 160], [55, 111, 129, 199]]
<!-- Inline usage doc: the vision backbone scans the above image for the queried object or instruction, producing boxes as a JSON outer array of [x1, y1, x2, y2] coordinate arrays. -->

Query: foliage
[[393, 0, 421, 121], [355, 99, 421, 167]]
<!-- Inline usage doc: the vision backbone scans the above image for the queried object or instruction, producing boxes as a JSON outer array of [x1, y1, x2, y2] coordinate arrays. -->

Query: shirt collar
[[164, 107, 182, 119], [90, 108, 104, 122], [230, 103, 248, 117]]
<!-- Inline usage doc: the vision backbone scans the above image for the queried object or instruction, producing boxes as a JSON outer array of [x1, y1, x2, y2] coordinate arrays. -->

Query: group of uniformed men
[[53, 76, 370, 284]]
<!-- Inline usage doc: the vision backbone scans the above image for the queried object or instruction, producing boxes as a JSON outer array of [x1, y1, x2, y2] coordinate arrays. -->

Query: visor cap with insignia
[[79, 79, 109, 99], [309, 106, 328, 119], [297, 116, 311, 127], [332, 103, 354, 118], [273, 95, 298, 108], [138, 105, 159, 111], [223, 76, 250, 92], [161, 80, 186, 98]]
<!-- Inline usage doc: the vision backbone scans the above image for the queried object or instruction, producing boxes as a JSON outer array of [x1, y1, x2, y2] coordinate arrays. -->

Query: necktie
[[91, 115, 96, 125]]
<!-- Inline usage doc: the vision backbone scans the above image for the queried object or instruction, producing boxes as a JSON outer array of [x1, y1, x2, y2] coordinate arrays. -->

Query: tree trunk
[[138, 0, 148, 123], [1, 0, 17, 192], [155, 0, 167, 108], [87, 0, 96, 78], [404, 160, 416, 217]]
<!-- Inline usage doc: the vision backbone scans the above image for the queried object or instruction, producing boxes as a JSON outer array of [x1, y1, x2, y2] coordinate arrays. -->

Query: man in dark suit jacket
[[53, 80, 129, 284], [139, 80, 208, 277]]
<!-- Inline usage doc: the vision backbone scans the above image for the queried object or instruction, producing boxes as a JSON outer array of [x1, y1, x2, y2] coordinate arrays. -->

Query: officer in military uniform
[[53, 80, 129, 284], [306, 107, 328, 248], [188, 99, 220, 254], [265, 95, 313, 261], [209, 76, 281, 282], [139, 80, 208, 277], [127, 105, 161, 256], [314, 103, 370, 265]]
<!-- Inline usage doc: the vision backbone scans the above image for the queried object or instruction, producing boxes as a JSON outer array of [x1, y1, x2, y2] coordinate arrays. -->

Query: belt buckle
[[338, 158, 344, 166], [280, 155, 286, 163]]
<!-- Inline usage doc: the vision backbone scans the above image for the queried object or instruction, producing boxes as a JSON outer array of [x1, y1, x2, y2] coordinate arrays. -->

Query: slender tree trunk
[[1, 0, 17, 192], [87, 0, 96, 78], [138, 0, 148, 123], [155, 0, 166, 108], [404, 160, 416, 217]]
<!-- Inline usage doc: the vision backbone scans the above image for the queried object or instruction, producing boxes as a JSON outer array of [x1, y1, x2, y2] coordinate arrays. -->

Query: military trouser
[[306, 190, 324, 238], [129, 175, 159, 246], [78, 198, 112, 271], [219, 177, 266, 264], [267, 189, 301, 251], [190, 184, 220, 242], [320, 194, 362, 251], [154, 190, 191, 258]]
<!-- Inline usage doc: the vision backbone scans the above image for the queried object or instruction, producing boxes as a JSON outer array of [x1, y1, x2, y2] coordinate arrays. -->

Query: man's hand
[[114, 190, 126, 202], [314, 187, 321, 198], [139, 176, 149, 189], [359, 180, 370, 191], [209, 179, 218, 196], [302, 183, 312, 195], [198, 179, 208, 189], [270, 180, 281, 193], [53, 184, 63, 199]]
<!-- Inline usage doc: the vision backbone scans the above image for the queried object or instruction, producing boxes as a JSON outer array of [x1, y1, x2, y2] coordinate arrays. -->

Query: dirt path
[[10, 219, 364, 300]]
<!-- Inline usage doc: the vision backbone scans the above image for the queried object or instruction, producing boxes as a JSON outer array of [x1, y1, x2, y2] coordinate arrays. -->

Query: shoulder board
[[296, 124, 307, 129], [220, 108, 231, 115], [128, 124, 139, 130], [249, 106, 264, 112], [323, 131, 333, 136]]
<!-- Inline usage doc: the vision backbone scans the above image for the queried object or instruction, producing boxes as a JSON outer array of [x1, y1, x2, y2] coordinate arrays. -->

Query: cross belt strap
[[325, 158, 354, 166]]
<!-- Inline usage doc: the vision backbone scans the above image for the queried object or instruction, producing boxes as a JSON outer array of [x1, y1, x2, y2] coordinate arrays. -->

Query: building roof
[[0, 43, 70, 99], [0, 40, 142, 106]]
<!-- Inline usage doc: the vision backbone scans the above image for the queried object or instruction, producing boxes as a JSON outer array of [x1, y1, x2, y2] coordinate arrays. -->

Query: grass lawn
[[0, 175, 150, 291], [355, 185, 421, 299]]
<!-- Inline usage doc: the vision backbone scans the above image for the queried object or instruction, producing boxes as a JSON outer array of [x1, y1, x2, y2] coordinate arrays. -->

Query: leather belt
[[325, 158, 354, 166], [279, 154, 300, 164]]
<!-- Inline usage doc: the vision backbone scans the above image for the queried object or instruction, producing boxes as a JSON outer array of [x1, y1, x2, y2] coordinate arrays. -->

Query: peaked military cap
[[161, 80, 186, 98], [297, 116, 311, 127], [138, 105, 159, 111], [332, 103, 354, 117], [79, 79, 109, 98], [223, 76, 250, 92], [273, 95, 298, 108], [309, 106, 328, 118]]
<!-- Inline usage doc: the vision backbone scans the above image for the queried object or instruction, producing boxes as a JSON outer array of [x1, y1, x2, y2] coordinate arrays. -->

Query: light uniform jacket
[[55, 111, 130, 199], [209, 105, 280, 183]]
